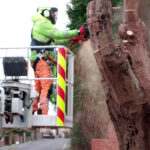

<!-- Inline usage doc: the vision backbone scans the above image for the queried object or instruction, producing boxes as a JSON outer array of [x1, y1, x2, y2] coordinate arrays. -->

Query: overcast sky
[[0, 0, 71, 46]]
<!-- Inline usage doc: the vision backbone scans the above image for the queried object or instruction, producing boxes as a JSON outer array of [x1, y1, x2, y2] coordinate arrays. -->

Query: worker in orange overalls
[[30, 6, 84, 115]]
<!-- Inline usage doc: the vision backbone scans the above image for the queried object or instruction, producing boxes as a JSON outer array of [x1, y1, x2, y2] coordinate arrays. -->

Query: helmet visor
[[51, 10, 58, 22]]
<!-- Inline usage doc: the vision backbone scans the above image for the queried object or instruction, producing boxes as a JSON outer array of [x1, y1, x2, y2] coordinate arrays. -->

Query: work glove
[[78, 25, 84, 35], [78, 24, 89, 39], [70, 25, 85, 42]]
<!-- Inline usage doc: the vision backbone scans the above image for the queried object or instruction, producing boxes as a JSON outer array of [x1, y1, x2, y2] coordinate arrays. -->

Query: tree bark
[[87, 0, 150, 149], [138, 0, 150, 47]]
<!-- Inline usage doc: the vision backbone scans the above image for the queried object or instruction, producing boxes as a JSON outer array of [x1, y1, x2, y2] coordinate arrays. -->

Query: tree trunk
[[138, 0, 150, 47], [87, 0, 150, 149]]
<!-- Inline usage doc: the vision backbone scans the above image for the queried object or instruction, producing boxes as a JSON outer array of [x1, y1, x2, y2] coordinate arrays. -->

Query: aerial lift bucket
[[0, 46, 74, 128]]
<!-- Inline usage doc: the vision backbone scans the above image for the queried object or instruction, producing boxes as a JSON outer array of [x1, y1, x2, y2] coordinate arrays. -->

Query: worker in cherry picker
[[30, 6, 85, 115]]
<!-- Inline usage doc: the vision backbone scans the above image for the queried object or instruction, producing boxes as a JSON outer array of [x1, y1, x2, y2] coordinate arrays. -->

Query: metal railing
[[0, 46, 74, 84], [0, 45, 74, 126]]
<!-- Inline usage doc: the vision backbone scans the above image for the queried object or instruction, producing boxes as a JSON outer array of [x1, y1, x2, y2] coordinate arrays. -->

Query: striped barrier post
[[57, 48, 66, 126]]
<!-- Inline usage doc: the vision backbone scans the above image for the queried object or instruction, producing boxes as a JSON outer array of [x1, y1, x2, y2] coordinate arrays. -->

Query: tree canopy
[[66, 0, 91, 29], [111, 0, 123, 7], [66, 0, 123, 30]]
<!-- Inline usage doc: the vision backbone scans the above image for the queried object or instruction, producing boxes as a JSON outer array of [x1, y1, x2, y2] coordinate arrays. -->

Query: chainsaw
[[68, 23, 90, 50]]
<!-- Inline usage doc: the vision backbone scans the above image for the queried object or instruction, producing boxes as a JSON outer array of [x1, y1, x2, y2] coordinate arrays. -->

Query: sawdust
[[74, 40, 111, 139], [78, 40, 105, 99]]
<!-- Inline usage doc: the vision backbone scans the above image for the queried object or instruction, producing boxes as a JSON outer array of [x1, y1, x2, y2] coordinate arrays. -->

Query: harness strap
[[32, 57, 40, 71], [31, 38, 54, 46], [32, 57, 48, 71], [31, 28, 54, 46]]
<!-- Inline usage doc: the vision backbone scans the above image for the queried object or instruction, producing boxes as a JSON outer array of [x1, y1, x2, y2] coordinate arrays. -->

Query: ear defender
[[43, 9, 50, 17]]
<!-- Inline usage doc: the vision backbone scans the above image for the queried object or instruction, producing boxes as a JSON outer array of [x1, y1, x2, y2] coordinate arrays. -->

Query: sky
[[0, 0, 72, 79], [0, 0, 71, 46], [0, 0, 72, 115]]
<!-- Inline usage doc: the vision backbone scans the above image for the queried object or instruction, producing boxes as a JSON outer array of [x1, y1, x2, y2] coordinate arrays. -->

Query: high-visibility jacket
[[30, 13, 78, 62]]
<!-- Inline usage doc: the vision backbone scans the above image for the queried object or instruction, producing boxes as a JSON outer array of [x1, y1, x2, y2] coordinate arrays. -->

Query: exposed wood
[[112, 6, 121, 14], [87, 0, 150, 149]]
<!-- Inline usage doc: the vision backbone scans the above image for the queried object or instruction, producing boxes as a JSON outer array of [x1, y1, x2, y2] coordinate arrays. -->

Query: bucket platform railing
[[0, 46, 74, 128]]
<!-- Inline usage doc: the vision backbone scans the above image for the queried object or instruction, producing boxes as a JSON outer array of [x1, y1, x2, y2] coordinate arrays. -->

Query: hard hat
[[37, 7, 58, 24]]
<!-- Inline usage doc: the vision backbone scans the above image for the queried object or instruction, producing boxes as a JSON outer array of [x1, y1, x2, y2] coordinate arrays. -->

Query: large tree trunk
[[87, 0, 150, 149], [138, 0, 150, 47]]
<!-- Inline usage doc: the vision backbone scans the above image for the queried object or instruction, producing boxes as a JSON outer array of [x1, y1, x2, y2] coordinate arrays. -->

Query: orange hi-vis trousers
[[32, 59, 52, 115]]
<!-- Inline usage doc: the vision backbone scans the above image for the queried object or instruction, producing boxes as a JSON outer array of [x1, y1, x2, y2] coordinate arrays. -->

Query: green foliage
[[73, 76, 86, 114], [24, 131, 31, 137], [67, 0, 92, 30], [2, 131, 12, 136], [111, 0, 123, 7], [112, 0, 123, 39], [2, 129, 22, 136], [64, 131, 71, 138], [66, 0, 91, 53], [71, 122, 88, 149], [2, 129, 31, 137], [67, 0, 123, 30], [71, 123, 81, 146], [112, 10, 123, 39]]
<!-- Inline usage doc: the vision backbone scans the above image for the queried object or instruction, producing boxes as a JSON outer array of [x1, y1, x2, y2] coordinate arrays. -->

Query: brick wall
[[0, 138, 4, 147], [92, 139, 111, 150], [92, 125, 119, 150], [4, 136, 12, 145]]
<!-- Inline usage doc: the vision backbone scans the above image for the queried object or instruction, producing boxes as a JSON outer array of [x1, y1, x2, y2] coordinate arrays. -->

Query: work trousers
[[32, 59, 52, 115]]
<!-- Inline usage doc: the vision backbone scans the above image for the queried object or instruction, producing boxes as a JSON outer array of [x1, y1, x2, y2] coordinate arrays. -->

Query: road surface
[[1, 138, 70, 150]]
